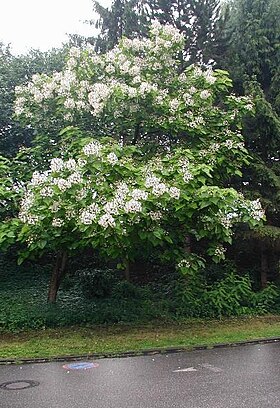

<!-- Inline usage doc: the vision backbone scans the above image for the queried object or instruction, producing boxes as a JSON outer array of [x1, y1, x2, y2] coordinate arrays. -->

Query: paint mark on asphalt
[[173, 363, 223, 373], [62, 362, 99, 370], [173, 367, 197, 372]]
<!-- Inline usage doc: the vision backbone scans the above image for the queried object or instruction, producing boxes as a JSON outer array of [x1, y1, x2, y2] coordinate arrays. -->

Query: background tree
[[218, 0, 280, 285], [0, 44, 67, 158], [80, 0, 221, 65]]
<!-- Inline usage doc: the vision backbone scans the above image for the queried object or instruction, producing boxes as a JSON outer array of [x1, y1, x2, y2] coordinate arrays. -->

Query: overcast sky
[[0, 0, 112, 55]]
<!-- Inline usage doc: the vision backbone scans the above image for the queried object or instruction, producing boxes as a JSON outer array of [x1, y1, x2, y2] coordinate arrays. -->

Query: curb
[[1, 336, 280, 365]]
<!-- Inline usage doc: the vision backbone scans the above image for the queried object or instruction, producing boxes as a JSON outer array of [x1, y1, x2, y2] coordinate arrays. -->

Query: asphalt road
[[1, 342, 280, 408]]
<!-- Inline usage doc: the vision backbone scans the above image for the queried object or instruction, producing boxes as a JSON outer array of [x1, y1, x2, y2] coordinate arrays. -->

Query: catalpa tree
[[4, 22, 264, 302]]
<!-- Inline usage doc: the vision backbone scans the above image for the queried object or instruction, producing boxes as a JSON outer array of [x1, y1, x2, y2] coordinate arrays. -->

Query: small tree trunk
[[184, 235, 191, 254], [124, 259, 130, 281], [260, 249, 268, 288], [48, 251, 68, 303]]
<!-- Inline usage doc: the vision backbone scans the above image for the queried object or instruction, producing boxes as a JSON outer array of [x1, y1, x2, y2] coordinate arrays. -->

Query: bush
[[76, 268, 117, 299], [171, 269, 278, 318]]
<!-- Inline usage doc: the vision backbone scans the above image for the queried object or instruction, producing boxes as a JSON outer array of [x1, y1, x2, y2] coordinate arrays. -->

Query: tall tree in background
[[87, 0, 221, 65], [219, 0, 280, 284], [83, 0, 149, 52]]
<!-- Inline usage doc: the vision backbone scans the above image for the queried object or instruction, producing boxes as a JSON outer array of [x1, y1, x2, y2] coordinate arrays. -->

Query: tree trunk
[[124, 259, 130, 281], [184, 235, 191, 254], [47, 251, 68, 303], [260, 249, 268, 288]]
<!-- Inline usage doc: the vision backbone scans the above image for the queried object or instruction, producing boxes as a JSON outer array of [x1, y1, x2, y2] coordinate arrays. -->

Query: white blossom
[[169, 187, 180, 199], [107, 152, 118, 165], [152, 182, 168, 197], [40, 186, 54, 197], [124, 199, 142, 213], [200, 90, 211, 100], [214, 245, 226, 257], [131, 189, 148, 201], [52, 218, 64, 227], [83, 141, 102, 156], [80, 203, 100, 225], [177, 259, 191, 269], [150, 211, 163, 221], [50, 202, 60, 213], [67, 172, 82, 185], [50, 158, 64, 172], [248, 199, 265, 221], [30, 171, 49, 186], [145, 174, 160, 188], [53, 178, 71, 191], [65, 159, 77, 170], [98, 213, 116, 228]]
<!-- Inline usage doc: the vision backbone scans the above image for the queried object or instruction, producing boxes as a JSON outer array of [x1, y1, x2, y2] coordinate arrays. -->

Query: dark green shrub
[[76, 268, 117, 299], [112, 280, 147, 299]]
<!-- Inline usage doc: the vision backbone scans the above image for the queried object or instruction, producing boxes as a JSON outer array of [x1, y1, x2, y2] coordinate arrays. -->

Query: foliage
[[220, 1, 280, 226], [223, 0, 280, 94], [1, 257, 278, 333], [0, 44, 67, 157], [217, 0, 280, 276], [170, 268, 278, 318], [76, 268, 117, 298], [12, 137, 265, 269]]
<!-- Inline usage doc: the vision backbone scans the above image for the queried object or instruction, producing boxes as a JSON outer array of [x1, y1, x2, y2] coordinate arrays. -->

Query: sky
[[0, 0, 112, 55]]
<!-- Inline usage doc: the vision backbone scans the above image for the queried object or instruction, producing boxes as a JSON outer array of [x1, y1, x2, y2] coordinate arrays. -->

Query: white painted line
[[173, 367, 197, 372]]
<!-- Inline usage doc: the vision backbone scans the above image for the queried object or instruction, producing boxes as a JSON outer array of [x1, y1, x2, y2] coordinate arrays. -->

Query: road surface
[[1, 342, 280, 407]]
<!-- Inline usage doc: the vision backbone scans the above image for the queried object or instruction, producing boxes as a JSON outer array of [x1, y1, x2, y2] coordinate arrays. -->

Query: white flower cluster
[[150, 211, 163, 221], [177, 259, 191, 269], [80, 203, 100, 225], [248, 199, 265, 221], [20, 191, 34, 212], [30, 171, 49, 186], [50, 158, 64, 172], [150, 20, 184, 45], [52, 218, 64, 228], [40, 186, 54, 197], [223, 139, 244, 150], [179, 159, 193, 183], [98, 213, 116, 229], [88, 83, 111, 115], [169, 187, 180, 199], [124, 199, 142, 213], [83, 141, 102, 156], [200, 90, 211, 100], [218, 210, 239, 229], [131, 189, 148, 201], [214, 245, 226, 257], [53, 178, 72, 192], [106, 152, 118, 165]]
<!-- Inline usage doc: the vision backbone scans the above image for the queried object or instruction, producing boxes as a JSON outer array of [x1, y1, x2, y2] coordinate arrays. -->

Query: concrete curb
[[1, 336, 280, 365]]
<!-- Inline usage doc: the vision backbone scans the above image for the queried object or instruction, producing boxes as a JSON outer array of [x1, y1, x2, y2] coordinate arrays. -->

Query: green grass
[[1, 316, 280, 361]]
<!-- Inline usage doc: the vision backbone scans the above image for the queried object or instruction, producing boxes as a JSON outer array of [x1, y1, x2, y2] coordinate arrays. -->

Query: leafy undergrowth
[[1, 316, 280, 360], [1, 257, 280, 334]]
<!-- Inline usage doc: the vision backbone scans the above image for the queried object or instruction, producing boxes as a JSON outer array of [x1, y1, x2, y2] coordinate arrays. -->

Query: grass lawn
[[1, 316, 280, 361]]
